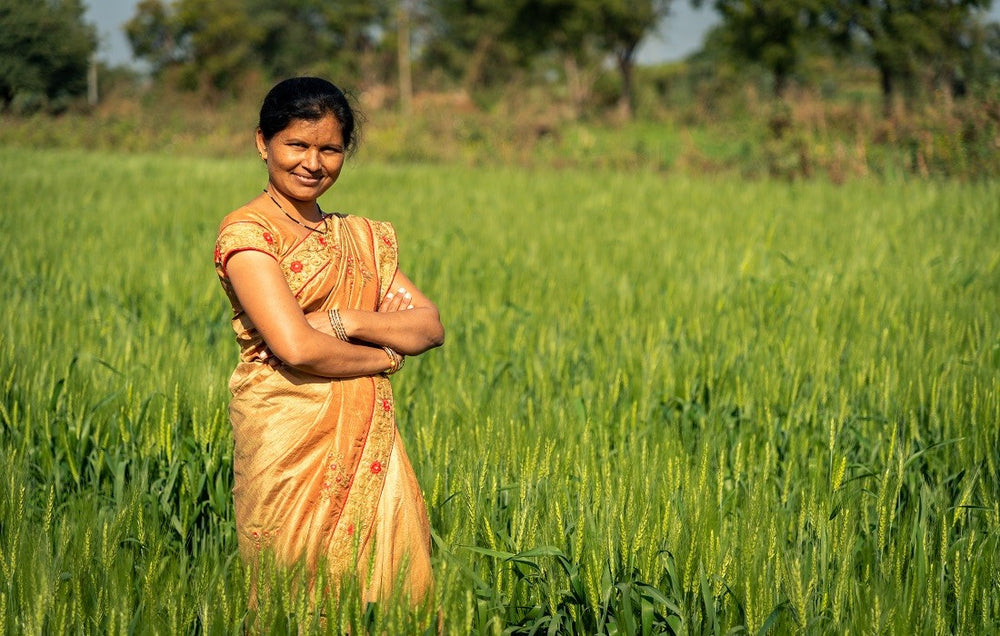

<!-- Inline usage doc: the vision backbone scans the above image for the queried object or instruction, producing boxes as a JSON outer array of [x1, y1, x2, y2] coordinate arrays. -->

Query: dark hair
[[258, 77, 361, 155]]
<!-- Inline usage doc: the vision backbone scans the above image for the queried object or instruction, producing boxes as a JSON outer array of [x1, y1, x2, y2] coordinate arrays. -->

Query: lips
[[293, 173, 322, 186]]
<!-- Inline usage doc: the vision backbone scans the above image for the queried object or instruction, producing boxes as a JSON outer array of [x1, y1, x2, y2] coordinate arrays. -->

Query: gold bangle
[[381, 346, 404, 375], [327, 308, 349, 342]]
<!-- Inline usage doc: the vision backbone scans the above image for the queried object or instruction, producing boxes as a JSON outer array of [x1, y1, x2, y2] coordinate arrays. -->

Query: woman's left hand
[[380, 287, 415, 312]]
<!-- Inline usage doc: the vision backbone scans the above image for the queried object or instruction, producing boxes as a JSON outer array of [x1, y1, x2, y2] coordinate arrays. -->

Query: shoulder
[[342, 214, 395, 242], [218, 205, 277, 234], [215, 205, 282, 274]]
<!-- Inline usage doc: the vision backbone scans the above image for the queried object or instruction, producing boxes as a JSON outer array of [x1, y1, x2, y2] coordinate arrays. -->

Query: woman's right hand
[[306, 310, 334, 336]]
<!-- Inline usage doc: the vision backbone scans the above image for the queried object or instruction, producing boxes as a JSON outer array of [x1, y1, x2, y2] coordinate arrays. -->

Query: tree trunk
[[463, 35, 495, 92], [616, 45, 637, 120], [397, 2, 412, 115], [774, 70, 788, 99], [878, 64, 895, 117]]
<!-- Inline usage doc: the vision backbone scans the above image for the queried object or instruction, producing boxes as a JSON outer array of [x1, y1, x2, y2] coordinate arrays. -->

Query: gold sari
[[214, 206, 432, 603]]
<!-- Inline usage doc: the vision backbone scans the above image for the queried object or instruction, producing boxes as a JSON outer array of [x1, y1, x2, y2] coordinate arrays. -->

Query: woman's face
[[256, 114, 346, 204]]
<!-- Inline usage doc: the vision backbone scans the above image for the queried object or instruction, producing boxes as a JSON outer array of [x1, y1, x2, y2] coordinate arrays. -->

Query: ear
[[255, 128, 268, 160]]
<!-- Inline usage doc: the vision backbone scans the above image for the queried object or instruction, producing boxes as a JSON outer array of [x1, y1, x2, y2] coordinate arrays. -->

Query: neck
[[265, 186, 323, 223]]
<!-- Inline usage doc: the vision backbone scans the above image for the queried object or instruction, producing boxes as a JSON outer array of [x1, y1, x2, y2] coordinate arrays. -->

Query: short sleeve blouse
[[214, 213, 281, 278]]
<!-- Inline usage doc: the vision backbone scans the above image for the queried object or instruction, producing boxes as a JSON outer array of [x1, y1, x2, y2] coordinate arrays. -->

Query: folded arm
[[307, 270, 445, 356], [226, 250, 399, 377]]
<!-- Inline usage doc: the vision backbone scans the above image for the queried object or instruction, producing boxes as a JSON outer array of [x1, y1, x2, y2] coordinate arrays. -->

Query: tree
[[516, 0, 673, 118], [126, 0, 262, 92], [422, 0, 670, 117], [248, 0, 393, 87], [590, 0, 672, 119], [957, 17, 1000, 93], [421, 0, 529, 92], [821, 0, 994, 109], [0, 0, 97, 112], [704, 0, 818, 97], [126, 0, 394, 93], [124, 0, 185, 75], [928, 4, 1000, 96]]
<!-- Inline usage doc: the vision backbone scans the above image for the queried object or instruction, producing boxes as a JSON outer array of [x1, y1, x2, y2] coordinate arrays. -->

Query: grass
[[1, 146, 998, 633]]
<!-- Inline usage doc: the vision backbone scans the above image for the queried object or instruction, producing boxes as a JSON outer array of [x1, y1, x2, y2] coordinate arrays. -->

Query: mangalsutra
[[264, 188, 329, 235]]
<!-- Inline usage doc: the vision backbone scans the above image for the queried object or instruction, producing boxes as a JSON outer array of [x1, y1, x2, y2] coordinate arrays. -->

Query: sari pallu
[[214, 207, 433, 602]]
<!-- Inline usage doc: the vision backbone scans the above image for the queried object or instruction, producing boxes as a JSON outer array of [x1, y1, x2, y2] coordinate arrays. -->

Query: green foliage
[[422, 0, 669, 115], [821, 0, 995, 105], [125, 0, 393, 93], [115, 0, 1000, 118], [1, 147, 999, 632], [707, 0, 819, 97], [0, 0, 96, 113], [3, 75, 1000, 179]]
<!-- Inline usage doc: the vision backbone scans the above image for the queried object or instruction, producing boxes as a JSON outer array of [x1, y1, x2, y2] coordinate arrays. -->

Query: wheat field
[[1, 147, 997, 634]]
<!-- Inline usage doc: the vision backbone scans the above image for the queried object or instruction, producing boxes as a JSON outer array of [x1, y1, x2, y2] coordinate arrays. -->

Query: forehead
[[275, 114, 343, 143]]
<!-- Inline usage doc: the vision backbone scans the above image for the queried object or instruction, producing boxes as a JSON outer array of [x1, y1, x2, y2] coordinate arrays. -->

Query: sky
[[82, 0, 720, 69]]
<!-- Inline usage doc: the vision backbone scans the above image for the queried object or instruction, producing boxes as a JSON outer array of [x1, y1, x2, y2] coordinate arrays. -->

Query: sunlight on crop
[[1, 148, 998, 633]]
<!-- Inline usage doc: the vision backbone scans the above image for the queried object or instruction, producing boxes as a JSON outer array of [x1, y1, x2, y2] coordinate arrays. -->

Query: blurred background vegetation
[[2, 0, 999, 180]]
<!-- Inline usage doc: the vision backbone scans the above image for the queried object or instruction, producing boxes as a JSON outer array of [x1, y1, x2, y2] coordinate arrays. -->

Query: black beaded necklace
[[264, 188, 329, 235]]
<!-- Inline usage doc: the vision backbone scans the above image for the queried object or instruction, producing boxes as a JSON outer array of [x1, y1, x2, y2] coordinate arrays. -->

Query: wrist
[[327, 308, 349, 341], [381, 346, 404, 375]]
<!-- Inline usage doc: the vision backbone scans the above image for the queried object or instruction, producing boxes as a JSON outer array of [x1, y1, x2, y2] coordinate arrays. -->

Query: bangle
[[381, 346, 404, 375], [327, 308, 349, 341]]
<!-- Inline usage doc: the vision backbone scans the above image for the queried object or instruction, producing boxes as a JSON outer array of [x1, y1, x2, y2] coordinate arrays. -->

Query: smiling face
[[256, 113, 346, 212]]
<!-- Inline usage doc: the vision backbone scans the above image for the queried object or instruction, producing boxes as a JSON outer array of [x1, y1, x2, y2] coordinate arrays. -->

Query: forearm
[[278, 329, 398, 377], [338, 306, 445, 356], [227, 251, 406, 377]]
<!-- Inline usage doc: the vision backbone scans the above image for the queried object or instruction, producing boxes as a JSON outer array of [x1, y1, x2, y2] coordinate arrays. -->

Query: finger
[[381, 291, 399, 312], [391, 287, 406, 308], [383, 287, 406, 312]]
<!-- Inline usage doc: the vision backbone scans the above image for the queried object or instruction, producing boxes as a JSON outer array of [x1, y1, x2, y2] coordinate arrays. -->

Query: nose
[[302, 149, 321, 172]]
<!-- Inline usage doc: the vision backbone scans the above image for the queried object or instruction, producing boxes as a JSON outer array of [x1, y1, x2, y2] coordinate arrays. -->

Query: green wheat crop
[[1, 147, 997, 634]]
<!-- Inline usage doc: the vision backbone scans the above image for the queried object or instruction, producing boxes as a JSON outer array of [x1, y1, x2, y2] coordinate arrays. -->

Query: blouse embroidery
[[215, 220, 280, 277]]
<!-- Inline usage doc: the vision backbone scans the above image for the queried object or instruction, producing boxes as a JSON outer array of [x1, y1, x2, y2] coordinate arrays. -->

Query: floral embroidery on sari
[[325, 376, 395, 568], [371, 221, 398, 303], [280, 232, 332, 296]]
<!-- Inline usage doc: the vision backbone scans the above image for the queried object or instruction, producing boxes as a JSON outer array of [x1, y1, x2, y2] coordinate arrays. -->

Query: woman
[[213, 77, 444, 605]]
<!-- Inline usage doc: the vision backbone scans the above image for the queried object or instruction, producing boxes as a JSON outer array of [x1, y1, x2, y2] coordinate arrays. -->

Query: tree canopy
[[0, 0, 996, 117], [124, 0, 672, 117], [698, 0, 998, 104], [822, 0, 995, 104], [0, 0, 97, 112]]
